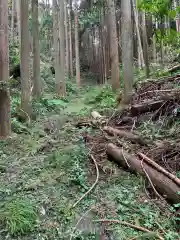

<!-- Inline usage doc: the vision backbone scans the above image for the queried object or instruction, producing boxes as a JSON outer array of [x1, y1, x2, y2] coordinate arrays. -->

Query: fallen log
[[131, 100, 164, 116], [139, 88, 180, 97], [103, 126, 148, 145], [106, 143, 180, 204], [158, 89, 180, 101], [117, 116, 134, 125], [167, 64, 180, 74], [138, 152, 180, 187], [91, 111, 106, 126], [91, 111, 103, 119]]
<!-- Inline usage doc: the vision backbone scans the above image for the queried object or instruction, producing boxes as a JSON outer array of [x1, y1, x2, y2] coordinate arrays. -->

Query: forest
[[0, 0, 180, 239]]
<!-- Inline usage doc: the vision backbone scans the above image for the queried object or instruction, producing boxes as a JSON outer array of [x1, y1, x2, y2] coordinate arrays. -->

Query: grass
[[0, 77, 179, 239], [105, 176, 178, 239], [0, 199, 37, 235], [45, 144, 88, 190], [84, 85, 116, 110]]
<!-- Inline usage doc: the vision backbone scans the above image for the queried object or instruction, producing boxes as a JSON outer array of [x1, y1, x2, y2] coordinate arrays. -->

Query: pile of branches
[[78, 74, 180, 205]]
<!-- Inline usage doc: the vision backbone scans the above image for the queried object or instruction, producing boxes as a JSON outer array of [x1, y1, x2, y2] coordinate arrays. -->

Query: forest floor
[[0, 74, 180, 240]]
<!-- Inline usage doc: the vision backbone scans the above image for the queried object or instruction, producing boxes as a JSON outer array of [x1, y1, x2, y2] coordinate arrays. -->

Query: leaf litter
[[0, 76, 180, 239]]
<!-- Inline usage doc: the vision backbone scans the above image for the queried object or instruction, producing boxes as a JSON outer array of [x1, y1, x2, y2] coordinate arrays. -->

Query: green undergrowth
[[0, 199, 37, 235], [70, 172, 179, 239], [0, 80, 179, 239], [45, 143, 88, 190], [84, 85, 116, 111]]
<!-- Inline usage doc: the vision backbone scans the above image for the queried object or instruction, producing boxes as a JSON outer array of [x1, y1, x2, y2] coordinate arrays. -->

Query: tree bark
[[64, 0, 69, 77], [0, 0, 11, 138], [132, 0, 144, 68], [74, 6, 81, 87], [58, 0, 66, 96], [138, 152, 180, 187], [174, 0, 180, 32], [15, 0, 21, 45], [20, 0, 32, 119], [152, 34, 157, 63], [104, 126, 147, 145], [32, 0, 41, 98], [107, 0, 120, 91], [68, 0, 73, 78], [53, 0, 61, 95], [142, 12, 150, 78], [131, 100, 164, 116], [11, 0, 15, 42], [106, 143, 180, 204], [121, 0, 133, 105]]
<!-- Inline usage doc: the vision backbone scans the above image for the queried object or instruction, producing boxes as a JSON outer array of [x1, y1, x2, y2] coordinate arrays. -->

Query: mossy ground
[[0, 82, 179, 240]]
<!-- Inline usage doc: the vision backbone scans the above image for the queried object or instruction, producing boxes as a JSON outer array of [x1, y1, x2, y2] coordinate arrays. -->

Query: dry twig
[[70, 207, 94, 240], [93, 219, 164, 240], [138, 152, 180, 187], [140, 159, 164, 201], [72, 154, 99, 208]]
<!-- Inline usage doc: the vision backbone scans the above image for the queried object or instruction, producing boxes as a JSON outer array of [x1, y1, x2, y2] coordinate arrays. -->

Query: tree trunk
[[74, 6, 81, 87], [68, 0, 73, 78], [20, 0, 32, 119], [0, 0, 11, 138], [152, 34, 157, 63], [132, 0, 144, 68], [142, 12, 150, 78], [53, 0, 61, 95], [102, 17, 107, 83], [64, 0, 69, 77], [107, 0, 120, 91], [175, 0, 180, 32], [11, 0, 15, 42], [58, 0, 66, 96], [32, 0, 41, 98], [121, 0, 133, 105], [15, 0, 21, 45], [107, 143, 180, 204], [159, 18, 164, 67]]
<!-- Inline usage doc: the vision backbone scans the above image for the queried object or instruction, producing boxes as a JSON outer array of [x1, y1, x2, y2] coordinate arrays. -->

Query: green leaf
[[168, 10, 176, 19]]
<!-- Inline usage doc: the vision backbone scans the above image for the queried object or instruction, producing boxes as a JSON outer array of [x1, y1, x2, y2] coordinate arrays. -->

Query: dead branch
[[138, 152, 180, 187], [140, 158, 164, 201], [70, 207, 94, 240], [94, 219, 164, 240], [131, 100, 164, 116], [167, 64, 180, 74], [129, 232, 163, 240], [106, 143, 180, 204], [139, 88, 180, 97], [103, 126, 147, 145], [72, 154, 99, 208]]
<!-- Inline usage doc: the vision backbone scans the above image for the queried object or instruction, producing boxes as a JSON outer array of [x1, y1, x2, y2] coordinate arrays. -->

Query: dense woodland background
[[0, 0, 180, 136], [0, 0, 180, 239]]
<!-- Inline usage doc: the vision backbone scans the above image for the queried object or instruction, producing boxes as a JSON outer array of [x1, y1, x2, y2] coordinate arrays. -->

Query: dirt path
[[0, 92, 179, 240], [64, 97, 91, 114]]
